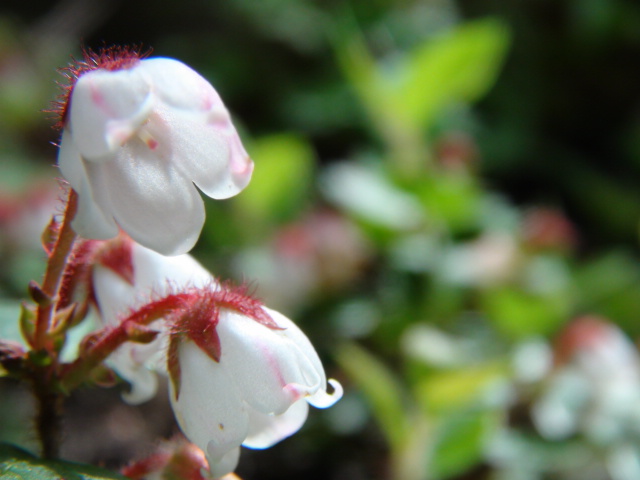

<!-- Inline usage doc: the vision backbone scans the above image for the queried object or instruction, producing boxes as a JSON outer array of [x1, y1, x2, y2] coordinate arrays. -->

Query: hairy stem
[[60, 293, 189, 392], [30, 188, 77, 457], [34, 189, 78, 351]]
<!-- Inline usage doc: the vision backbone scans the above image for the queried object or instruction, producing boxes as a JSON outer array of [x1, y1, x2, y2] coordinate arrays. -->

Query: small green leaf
[[333, 26, 391, 127], [335, 342, 409, 450], [397, 18, 510, 130], [235, 133, 315, 231], [417, 173, 482, 232], [0, 443, 128, 480], [482, 287, 568, 340], [429, 408, 499, 480], [415, 363, 506, 414]]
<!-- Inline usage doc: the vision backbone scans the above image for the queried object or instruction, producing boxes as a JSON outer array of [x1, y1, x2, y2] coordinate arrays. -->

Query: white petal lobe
[[243, 400, 309, 449], [70, 68, 152, 159], [171, 342, 249, 477]]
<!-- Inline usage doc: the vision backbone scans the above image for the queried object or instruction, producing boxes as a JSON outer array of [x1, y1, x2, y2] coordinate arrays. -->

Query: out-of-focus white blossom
[[440, 232, 518, 286], [57, 50, 253, 255], [532, 317, 640, 444], [321, 162, 425, 231], [169, 306, 342, 478]]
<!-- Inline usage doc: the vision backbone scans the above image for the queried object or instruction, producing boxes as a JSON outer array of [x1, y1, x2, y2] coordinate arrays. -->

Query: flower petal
[[132, 242, 214, 289], [92, 265, 136, 327], [70, 67, 152, 159], [72, 173, 120, 240], [89, 139, 205, 256], [217, 311, 323, 415], [137, 58, 224, 112], [170, 341, 249, 478], [206, 446, 240, 480], [147, 105, 253, 200], [263, 308, 327, 386], [57, 129, 119, 239], [118, 356, 159, 405], [243, 399, 309, 449], [306, 378, 344, 409], [57, 129, 85, 190]]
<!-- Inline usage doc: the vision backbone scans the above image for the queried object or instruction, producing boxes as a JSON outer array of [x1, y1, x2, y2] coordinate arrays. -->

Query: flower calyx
[[49, 45, 151, 130]]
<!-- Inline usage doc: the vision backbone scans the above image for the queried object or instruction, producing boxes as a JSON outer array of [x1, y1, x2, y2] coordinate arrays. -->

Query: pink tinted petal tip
[[283, 383, 310, 403], [229, 135, 254, 191], [232, 156, 254, 191]]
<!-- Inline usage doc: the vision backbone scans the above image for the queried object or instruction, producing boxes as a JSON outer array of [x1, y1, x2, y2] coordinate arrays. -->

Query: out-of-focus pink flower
[[55, 47, 253, 255], [441, 232, 519, 287], [521, 208, 577, 252], [235, 210, 371, 311]]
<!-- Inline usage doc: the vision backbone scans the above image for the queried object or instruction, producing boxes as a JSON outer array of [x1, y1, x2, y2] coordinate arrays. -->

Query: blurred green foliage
[[2, 1, 640, 480]]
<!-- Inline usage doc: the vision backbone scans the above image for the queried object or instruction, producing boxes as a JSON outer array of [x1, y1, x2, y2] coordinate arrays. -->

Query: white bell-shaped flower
[[169, 307, 342, 478], [57, 51, 253, 255], [92, 238, 213, 403]]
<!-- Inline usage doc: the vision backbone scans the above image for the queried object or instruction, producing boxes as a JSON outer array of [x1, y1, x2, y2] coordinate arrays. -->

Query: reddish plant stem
[[34, 189, 78, 351], [31, 189, 78, 458], [60, 294, 190, 391]]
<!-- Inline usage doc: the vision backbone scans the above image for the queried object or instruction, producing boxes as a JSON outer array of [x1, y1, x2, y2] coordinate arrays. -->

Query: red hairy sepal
[[168, 282, 279, 399], [47, 44, 152, 130], [209, 281, 281, 330], [170, 281, 280, 363], [95, 234, 135, 285]]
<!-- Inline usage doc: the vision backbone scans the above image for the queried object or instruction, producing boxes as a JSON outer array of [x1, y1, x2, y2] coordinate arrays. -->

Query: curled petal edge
[[306, 379, 343, 409]]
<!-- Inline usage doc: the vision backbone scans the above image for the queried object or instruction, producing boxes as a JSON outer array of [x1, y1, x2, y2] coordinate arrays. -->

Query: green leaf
[[235, 134, 315, 231], [482, 287, 568, 340], [417, 173, 482, 232], [333, 26, 391, 127], [0, 443, 128, 480], [396, 18, 510, 129], [415, 363, 506, 414], [429, 408, 499, 480], [335, 342, 409, 450]]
